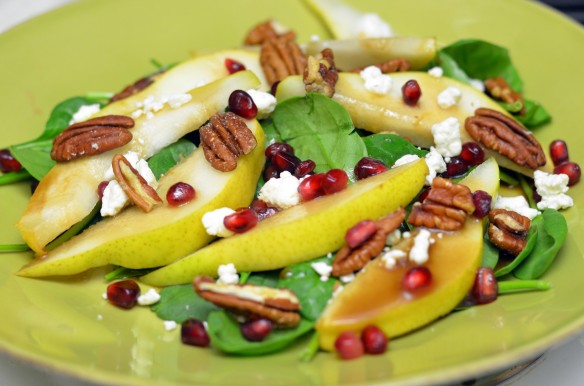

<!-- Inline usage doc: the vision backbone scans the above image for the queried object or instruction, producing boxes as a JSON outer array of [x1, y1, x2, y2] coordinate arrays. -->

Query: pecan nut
[[465, 108, 546, 169], [112, 154, 162, 212], [303, 48, 338, 98], [332, 207, 406, 277], [51, 115, 134, 162], [487, 208, 530, 255], [243, 20, 284, 46], [260, 32, 306, 85], [425, 177, 475, 214], [484, 77, 525, 115], [109, 72, 163, 103], [353, 58, 411, 74], [193, 276, 301, 328], [200, 112, 258, 172]]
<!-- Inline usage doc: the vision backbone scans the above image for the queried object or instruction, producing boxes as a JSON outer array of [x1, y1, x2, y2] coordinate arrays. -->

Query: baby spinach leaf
[[516, 99, 551, 128], [151, 284, 219, 323], [147, 139, 195, 179], [363, 133, 427, 166], [246, 270, 280, 288], [481, 232, 499, 269], [206, 310, 314, 356], [494, 216, 540, 277]]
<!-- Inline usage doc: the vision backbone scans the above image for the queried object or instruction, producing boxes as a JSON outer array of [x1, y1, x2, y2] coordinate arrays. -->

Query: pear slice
[[17, 119, 266, 278], [141, 159, 429, 286], [18, 70, 261, 254], [315, 158, 500, 351]]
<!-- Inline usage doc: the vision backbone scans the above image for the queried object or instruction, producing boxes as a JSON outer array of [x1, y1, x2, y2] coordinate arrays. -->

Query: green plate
[[1, 0, 584, 385]]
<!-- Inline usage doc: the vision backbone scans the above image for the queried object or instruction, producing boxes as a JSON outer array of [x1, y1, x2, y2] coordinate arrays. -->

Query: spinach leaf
[[246, 270, 280, 288], [147, 139, 195, 179], [262, 93, 367, 181], [516, 99, 551, 128], [104, 266, 156, 282], [481, 232, 499, 269], [206, 310, 314, 356], [513, 209, 568, 279], [151, 284, 219, 323], [494, 216, 540, 277], [363, 134, 427, 166]]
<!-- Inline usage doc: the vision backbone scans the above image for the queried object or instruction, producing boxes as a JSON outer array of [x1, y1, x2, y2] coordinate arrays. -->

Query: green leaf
[[147, 139, 196, 179], [104, 266, 156, 282], [45, 202, 102, 251], [0, 244, 30, 253], [247, 270, 280, 288], [0, 169, 31, 185], [151, 284, 220, 323], [515, 99, 552, 128], [363, 133, 427, 167], [206, 311, 314, 356], [481, 232, 499, 269], [494, 216, 540, 277]]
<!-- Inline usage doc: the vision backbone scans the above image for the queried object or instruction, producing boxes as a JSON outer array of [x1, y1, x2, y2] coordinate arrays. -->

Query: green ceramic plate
[[1, 0, 583, 385]]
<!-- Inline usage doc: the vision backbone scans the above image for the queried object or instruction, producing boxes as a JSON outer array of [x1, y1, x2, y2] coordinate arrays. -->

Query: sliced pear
[[17, 120, 265, 278], [18, 70, 261, 254], [141, 159, 429, 286], [315, 158, 500, 351]]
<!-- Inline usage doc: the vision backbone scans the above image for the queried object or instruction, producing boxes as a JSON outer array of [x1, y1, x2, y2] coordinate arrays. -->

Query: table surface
[[1, 1, 584, 385]]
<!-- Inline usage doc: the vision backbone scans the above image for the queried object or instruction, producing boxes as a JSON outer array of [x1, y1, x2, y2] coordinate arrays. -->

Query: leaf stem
[[0, 244, 30, 253], [518, 175, 537, 208], [239, 272, 251, 284], [499, 170, 519, 186], [498, 280, 551, 293], [0, 170, 31, 185], [299, 332, 320, 362]]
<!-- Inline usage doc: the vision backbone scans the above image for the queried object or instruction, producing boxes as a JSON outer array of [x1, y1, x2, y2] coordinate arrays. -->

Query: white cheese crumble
[[428, 67, 444, 78], [163, 320, 178, 331], [247, 89, 277, 119], [69, 104, 100, 125], [381, 249, 407, 269], [424, 146, 447, 185], [392, 154, 420, 168], [311, 261, 333, 282], [386, 229, 401, 246], [360, 66, 392, 95], [437, 87, 462, 109], [409, 229, 432, 264], [534, 170, 574, 210], [494, 195, 540, 220], [340, 273, 355, 283], [353, 13, 393, 38], [132, 93, 192, 119], [137, 288, 161, 306], [217, 263, 239, 285], [202, 207, 236, 237], [258, 171, 303, 208], [431, 117, 462, 157]]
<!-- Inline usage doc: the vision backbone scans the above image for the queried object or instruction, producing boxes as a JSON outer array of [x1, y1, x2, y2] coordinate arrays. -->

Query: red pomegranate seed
[[271, 151, 301, 173], [549, 139, 569, 166], [361, 325, 388, 354], [322, 169, 348, 195], [418, 188, 431, 202], [250, 199, 268, 213], [224, 208, 259, 233], [354, 157, 388, 180], [224, 58, 246, 74], [402, 266, 432, 292], [298, 173, 325, 201], [241, 318, 273, 342], [460, 142, 485, 166], [345, 220, 377, 249], [228, 90, 257, 119], [401, 79, 422, 106], [263, 162, 279, 181], [106, 280, 140, 309], [472, 190, 492, 219], [181, 319, 210, 347], [0, 149, 22, 173], [294, 159, 316, 178], [334, 331, 365, 360], [554, 162, 581, 186], [471, 267, 498, 305], [446, 156, 469, 177], [97, 181, 109, 200], [166, 182, 196, 206], [256, 206, 278, 221], [265, 142, 294, 160]]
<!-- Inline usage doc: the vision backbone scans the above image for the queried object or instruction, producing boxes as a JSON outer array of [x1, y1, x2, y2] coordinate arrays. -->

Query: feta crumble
[[360, 66, 392, 95], [132, 93, 192, 119], [340, 273, 355, 283], [409, 229, 432, 264], [311, 261, 333, 282], [424, 146, 447, 185], [494, 195, 540, 220], [381, 249, 407, 269], [202, 207, 236, 237], [437, 87, 462, 109], [431, 117, 462, 157], [386, 229, 401, 246], [428, 67, 443, 78], [247, 89, 277, 119], [217, 263, 239, 285], [69, 104, 100, 125], [163, 320, 178, 331], [392, 154, 420, 168], [534, 170, 574, 210], [258, 171, 303, 209], [354, 13, 393, 38], [137, 288, 161, 306]]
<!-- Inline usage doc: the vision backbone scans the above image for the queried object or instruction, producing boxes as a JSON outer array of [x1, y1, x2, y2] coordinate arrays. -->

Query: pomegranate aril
[[345, 220, 377, 249], [97, 181, 109, 200], [250, 199, 268, 213], [263, 162, 279, 181], [265, 142, 294, 160], [549, 139, 569, 166], [401, 79, 422, 106], [106, 280, 140, 309], [554, 162, 581, 186], [228, 90, 257, 119], [472, 190, 492, 219], [354, 157, 388, 180], [361, 325, 388, 355], [294, 159, 316, 178], [322, 169, 348, 195], [181, 319, 211, 347], [298, 173, 325, 201], [460, 142, 485, 166], [471, 267, 498, 305], [224, 58, 246, 74], [446, 156, 469, 177], [241, 318, 273, 342], [334, 331, 364, 360], [224, 208, 258, 233], [0, 149, 22, 173], [272, 151, 301, 173], [402, 266, 432, 291], [257, 206, 278, 221], [166, 182, 196, 206]]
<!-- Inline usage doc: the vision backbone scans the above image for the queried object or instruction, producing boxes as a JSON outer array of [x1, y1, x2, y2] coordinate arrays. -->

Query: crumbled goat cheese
[[437, 87, 462, 109], [431, 117, 462, 157], [428, 67, 443, 78], [402, 231, 411, 239], [258, 171, 303, 208], [202, 207, 236, 237], [167, 94, 192, 109], [534, 170, 574, 210], [340, 273, 355, 283], [386, 229, 401, 246], [311, 261, 333, 282], [69, 104, 100, 125], [163, 320, 178, 331], [392, 154, 420, 168], [217, 263, 239, 285], [424, 146, 447, 185], [409, 229, 432, 264], [247, 89, 277, 119], [132, 93, 192, 119], [469, 79, 485, 92], [137, 288, 161, 306], [381, 249, 407, 269], [354, 13, 393, 38], [360, 66, 392, 95], [494, 195, 540, 220]]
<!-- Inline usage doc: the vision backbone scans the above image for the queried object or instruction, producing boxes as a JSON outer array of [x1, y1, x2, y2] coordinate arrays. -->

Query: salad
[[0, 0, 581, 372]]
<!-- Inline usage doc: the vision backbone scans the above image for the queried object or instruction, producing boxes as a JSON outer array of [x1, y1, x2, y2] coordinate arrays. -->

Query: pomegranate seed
[[241, 318, 273, 342], [446, 156, 469, 177], [549, 139, 569, 166], [460, 142, 485, 166], [263, 162, 279, 181], [224, 58, 246, 74], [322, 169, 348, 195], [354, 157, 388, 180], [418, 188, 431, 202], [256, 206, 278, 221], [271, 151, 301, 173], [166, 182, 196, 206], [472, 190, 492, 219], [554, 162, 581, 186], [401, 79, 422, 106], [345, 220, 377, 249], [270, 81, 280, 96], [97, 181, 109, 200], [250, 199, 268, 213], [298, 173, 325, 201], [471, 267, 498, 305], [223, 208, 258, 233], [228, 90, 257, 119], [106, 280, 140, 309], [265, 142, 294, 160], [0, 149, 22, 173], [181, 319, 210, 347], [402, 266, 432, 292], [334, 331, 364, 360], [361, 325, 388, 354], [294, 159, 316, 178]]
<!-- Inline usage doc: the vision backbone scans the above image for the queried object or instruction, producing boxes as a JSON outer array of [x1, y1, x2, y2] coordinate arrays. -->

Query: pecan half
[[109, 72, 162, 103], [465, 108, 546, 169], [200, 112, 258, 172], [51, 115, 134, 162], [484, 77, 525, 115], [487, 208, 530, 256], [243, 20, 285, 45], [353, 58, 411, 74], [303, 48, 338, 98], [194, 276, 300, 328], [425, 177, 475, 214], [112, 154, 162, 212], [332, 207, 406, 277], [260, 32, 306, 85]]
